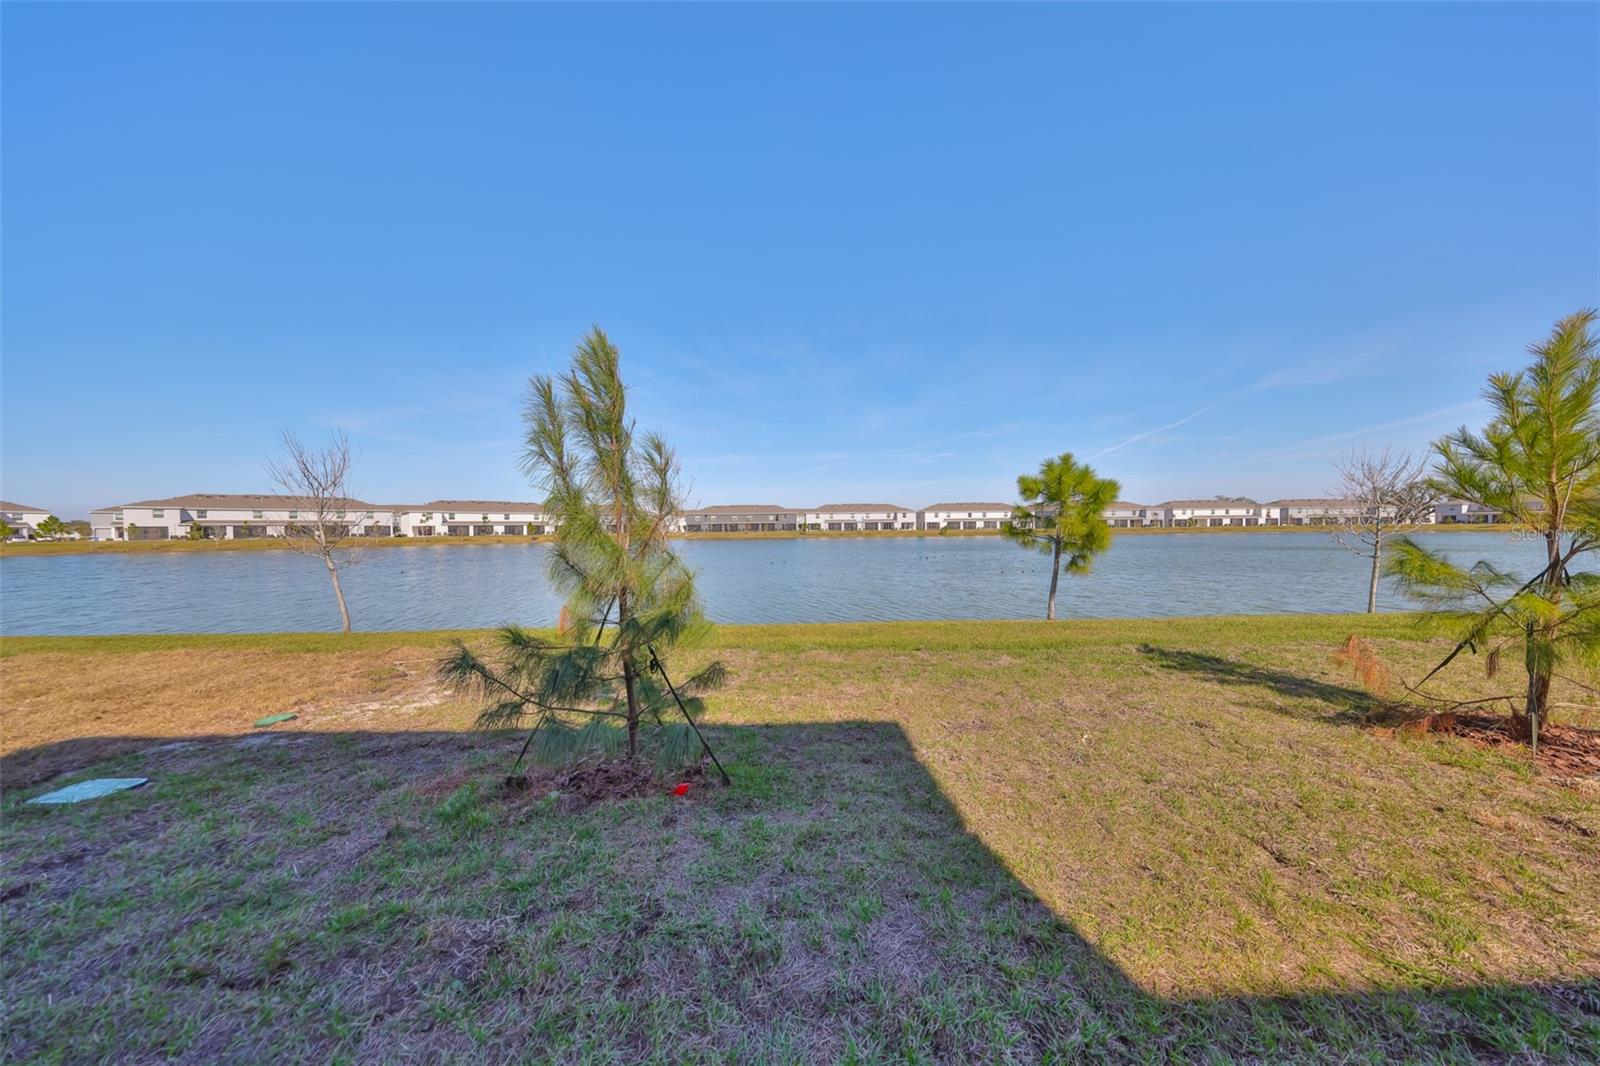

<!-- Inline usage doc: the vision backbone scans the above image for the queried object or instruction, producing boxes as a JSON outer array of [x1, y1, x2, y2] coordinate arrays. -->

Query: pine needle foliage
[[1386, 309, 1600, 742], [438, 327, 727, 769], [1002, 452, 1121, 621]]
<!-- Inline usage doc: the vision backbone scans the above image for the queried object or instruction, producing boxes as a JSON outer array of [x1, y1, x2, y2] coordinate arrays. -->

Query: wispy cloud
[[1238, 400, 1486, 463], [1245, 327, 1413, 393], [946, 421, 1028, 442], [1085, 402, 1224, 461], [316, 404, 430, 432], [695, 451, 850, 467], [792, 421, 1030, 477], [1251, 357, 1384, 392]]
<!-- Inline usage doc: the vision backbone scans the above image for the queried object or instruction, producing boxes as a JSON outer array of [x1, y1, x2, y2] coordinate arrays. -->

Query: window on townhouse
[[289, 511, 298, 519], [252, 510, 263, 519], [336, 511, 346, 519], [153, 509, 165, 518], [196, 510, 207, 519]]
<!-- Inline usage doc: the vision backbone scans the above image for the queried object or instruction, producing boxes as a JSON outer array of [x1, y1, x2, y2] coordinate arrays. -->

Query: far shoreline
[[0, 522, 1525, 557]]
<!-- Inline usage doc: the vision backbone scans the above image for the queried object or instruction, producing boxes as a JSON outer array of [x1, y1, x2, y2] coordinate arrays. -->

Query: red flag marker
[[673, 782, 690, 797]]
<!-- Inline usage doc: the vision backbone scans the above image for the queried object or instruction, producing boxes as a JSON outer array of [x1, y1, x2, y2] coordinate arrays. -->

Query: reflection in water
[[0, 531, 1560, 635]]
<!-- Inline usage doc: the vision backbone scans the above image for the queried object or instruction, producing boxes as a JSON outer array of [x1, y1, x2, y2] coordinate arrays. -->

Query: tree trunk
[[325, 557, 352, 634], [1047, 538, 1062, 621], [1367, 542, 1381, 614], [618, 585, 638, 760], [1523, 620, 1542, 746], [1528, 667, 1550, 752], [622, 658, 640, 760], [1522, 531, 1563, 747]]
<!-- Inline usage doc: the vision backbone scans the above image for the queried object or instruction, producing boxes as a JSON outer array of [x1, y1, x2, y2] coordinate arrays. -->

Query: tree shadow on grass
[[1, 723, 1594, 1062], [1137, 643, 1376, 723]]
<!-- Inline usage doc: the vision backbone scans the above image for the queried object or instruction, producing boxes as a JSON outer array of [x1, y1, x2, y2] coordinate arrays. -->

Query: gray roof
[[0, 501, 49, 513], [418, 500, 547, 512], [1265, 498, 1361, 508], [685, 504, 796, 514], [922, 502, 1015, 511], [811, 503, 912, 513], [116, 493, 373, 509]]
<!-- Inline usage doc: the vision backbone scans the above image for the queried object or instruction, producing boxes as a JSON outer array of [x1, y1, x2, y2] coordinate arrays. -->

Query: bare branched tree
[[1328, 447, 1439, 613], [267, 430, 362, 633]]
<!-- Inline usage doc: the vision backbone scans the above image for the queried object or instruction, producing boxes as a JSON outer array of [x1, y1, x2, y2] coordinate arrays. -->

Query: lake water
[[0, 531, 1560, 636]]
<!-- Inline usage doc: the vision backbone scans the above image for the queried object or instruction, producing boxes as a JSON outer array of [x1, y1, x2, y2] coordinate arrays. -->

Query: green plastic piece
[[27, 778, 148, 805], [253, 712, 298, 728]]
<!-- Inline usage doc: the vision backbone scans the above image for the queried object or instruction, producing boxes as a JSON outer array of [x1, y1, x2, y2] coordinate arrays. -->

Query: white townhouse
[[0, 501, 55, 539], [1102, 501, 1161, 528], [919, 502, 1014, 530], [1432, 499, 1503, 524], [396, 500, 551, 537], [1262, 498, 1375, 526], [679, 505, 801, 532], [90, 494, 396, 541], [805, 503, 917, 532], [1157, 499, 1262, 527]]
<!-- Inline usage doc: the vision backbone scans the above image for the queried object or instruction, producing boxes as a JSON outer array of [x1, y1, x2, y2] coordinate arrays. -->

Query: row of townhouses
[[87, 496, 556, 541], [77, 493, 1508, 541], [1102, 498, 1504, 527], [0, 501, 55, 538], [678, 503, 1028, 532]]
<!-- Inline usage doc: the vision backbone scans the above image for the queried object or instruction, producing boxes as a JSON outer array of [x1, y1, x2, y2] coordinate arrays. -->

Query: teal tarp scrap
[[254, 712, 298, 728], [26, 778, 148, 805]]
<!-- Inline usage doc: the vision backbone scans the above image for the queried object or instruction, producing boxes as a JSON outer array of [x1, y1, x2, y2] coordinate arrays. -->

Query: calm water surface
[[0, 532, 1560, 635]]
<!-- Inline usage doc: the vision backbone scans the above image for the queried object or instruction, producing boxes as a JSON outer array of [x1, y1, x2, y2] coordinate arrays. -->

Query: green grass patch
[[1, 616, 1596, 1060]]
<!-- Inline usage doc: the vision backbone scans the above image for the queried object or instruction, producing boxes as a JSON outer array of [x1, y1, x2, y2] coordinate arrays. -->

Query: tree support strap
[[502, 589, 730, 785], [507, 598, 616, 780], [649, 645, 733, 786]]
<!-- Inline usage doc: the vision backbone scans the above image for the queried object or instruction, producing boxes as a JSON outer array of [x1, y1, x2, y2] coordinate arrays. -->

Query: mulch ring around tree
[[1389, 712, 1600, 780], [504, 758, 710, 811]]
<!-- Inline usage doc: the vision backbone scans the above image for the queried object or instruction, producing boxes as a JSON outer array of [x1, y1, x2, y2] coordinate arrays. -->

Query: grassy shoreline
[[1, 522, 1524, 557], [3, 614, 1597, 1059], [0, 612, 1435, 658]]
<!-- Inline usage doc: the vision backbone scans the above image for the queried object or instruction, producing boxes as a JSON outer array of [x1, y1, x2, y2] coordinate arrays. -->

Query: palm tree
[[1002, 453, 1121, 620], [440, 327, 728, 772], [1388, 309, 1600, 747]]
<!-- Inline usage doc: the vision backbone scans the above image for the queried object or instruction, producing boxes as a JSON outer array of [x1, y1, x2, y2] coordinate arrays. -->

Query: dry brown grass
[[1, 642, 477, 783], [3, 616, 1598, 1060]]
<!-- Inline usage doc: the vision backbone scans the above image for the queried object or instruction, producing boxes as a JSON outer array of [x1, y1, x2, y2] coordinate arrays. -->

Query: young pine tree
[[1387, 309, 1600, 746], [439, 327, 728, 773], [1002, 453, 1120, 621]]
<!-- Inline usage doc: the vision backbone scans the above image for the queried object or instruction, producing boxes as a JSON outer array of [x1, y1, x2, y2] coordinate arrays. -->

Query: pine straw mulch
[[1333, 634, 1600, 782], [416, 757, 713, 812], [535, 758, 708, 809], [1388, 711, 1600, 780]]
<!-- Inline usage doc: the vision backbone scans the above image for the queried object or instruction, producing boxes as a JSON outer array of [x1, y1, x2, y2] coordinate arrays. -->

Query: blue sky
[[3, 3, 1597, 518]]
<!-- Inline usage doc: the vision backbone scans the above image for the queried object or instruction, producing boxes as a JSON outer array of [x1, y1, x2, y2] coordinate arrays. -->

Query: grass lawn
[[2, 616, 1597, 1061]]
